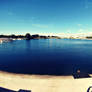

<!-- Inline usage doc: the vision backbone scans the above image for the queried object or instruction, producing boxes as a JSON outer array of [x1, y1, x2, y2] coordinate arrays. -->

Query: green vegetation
[[86, 36, 92, 39], [0, 33, 61, 40]]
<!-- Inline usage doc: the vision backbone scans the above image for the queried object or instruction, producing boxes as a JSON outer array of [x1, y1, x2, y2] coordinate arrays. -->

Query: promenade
[[0, 71, 91, 92]]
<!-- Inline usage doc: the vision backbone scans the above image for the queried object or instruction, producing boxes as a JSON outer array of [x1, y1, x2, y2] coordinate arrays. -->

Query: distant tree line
[[86, 36, 92, 39], [0, 33, 60, 40], [0, 34, 24, 39]]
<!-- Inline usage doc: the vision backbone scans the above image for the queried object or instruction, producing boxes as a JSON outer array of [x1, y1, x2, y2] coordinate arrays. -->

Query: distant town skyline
[[0, 0, 92, 35]]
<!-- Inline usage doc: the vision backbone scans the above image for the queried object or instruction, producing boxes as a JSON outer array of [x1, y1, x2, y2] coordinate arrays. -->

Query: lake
[[0, 39, 92, 75]]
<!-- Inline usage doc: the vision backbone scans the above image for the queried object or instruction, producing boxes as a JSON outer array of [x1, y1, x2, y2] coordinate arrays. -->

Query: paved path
[[0, 71, 92, 92]]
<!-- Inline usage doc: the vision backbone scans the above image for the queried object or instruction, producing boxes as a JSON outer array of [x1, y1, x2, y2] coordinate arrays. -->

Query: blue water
[[0, 39, 92, 75]]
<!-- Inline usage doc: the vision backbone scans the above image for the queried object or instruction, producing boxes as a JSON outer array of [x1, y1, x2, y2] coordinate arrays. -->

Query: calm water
[[0, 39, 92, 75]]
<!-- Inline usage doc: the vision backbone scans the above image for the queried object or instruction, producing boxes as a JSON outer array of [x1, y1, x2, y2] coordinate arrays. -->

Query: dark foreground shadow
[[0, 87, 31, 92], [73, 69, 91, 79], [87, 86, 92, 92]]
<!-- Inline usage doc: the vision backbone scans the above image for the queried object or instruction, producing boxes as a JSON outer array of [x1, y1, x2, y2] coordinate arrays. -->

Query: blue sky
[[0, 0, 92, 35]]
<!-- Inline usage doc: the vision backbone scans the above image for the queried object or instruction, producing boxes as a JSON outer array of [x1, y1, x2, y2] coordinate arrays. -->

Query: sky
[[0, 0, 92, 35]]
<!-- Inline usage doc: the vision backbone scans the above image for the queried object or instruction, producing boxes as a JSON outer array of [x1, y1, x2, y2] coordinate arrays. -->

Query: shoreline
[[0, 37, 92, 42]]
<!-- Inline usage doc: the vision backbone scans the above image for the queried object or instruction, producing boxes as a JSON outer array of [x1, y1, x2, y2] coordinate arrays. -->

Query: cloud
[[32, 24, 48, 28]]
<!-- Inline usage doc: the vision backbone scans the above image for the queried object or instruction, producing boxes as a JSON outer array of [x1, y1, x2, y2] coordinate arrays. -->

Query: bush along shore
[[0, 33, 92, 43], [0, 33, 61, 41]]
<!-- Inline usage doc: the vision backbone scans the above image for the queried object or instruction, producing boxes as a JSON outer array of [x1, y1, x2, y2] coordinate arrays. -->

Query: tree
[[25, 33, 32, 40], [10, 34, 17, 38]]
